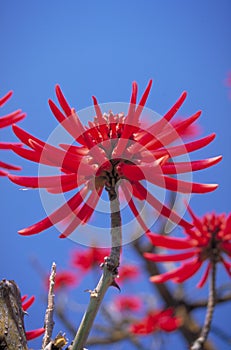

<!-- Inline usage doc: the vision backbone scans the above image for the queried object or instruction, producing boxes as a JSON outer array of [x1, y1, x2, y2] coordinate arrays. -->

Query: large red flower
[[145, 207, 231, 287], [0, 90, 25, 176], [130, 307, 181, 335], [9, 81, 221, 237]]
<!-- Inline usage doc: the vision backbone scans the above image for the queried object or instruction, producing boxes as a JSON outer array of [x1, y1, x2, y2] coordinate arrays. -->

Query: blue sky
[[1, 1, 231, 349]]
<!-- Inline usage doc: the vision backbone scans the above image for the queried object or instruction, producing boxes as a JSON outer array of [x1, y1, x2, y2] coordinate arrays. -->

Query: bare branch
[[42, 262, 56, 349]]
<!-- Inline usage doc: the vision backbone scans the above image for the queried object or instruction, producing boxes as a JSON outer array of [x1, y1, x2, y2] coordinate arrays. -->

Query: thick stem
[[191, 261, 217, 350], [71, 190, 121, 350]]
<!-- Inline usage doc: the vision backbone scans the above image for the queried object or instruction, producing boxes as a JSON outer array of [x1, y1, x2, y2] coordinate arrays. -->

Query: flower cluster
[[114, 295, 142, 313], [45, 270, 78, 291], [130, 307, 181, 335], [8, 81, 221, 237], [0, 90, 25, 176], [71, 246, 110, 272], [144, 207, 231, 287], [116, 264, 140, 284]]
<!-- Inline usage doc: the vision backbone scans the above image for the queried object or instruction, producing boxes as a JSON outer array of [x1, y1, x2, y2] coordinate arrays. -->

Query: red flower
[[114, 295, 142, 312], [71, 246, 110, 272], [0, 90, 26, 176], [116, 264, 140, 283], [44, 270, 78, 291], [145, 207, 231, 287], [130, 308, 181, 335], [9, 81, 221, 237], [21, 295, 45, 341]]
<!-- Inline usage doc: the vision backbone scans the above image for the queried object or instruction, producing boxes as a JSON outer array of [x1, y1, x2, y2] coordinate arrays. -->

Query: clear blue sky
[[1, 1, 231, 349]]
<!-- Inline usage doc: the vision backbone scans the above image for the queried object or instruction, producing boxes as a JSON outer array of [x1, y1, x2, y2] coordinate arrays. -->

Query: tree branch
[[191, 261, 217, 350], [42, 262, 56, 349], [71, 190, 122, 350]]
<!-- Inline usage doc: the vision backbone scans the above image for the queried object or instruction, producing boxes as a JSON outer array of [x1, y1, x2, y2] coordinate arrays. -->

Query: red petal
[[8, 173, 78, 189], [162, 156, 222, 174], [134, 79, 152, 122], [144, 251, 197, 262], [12, 124, 45, 148], [0, 160, 21, 171], [163, 91, 187, 123], [197, 262, 211, 288], [0, 111, 26, 128], [18, 187, 89, 235], [221, 258, 231, 277], [29, 139, 94, 174], [0, 169, 8, 176], [0, 90, 13, 106], [187, 205, 207, 234], [150, 259, 202, 283], [137, 91, 187, 147], [0, 141, 22, 149], [112, 82, 139, 157], [21, 295, 27, 303], [60, 187, 103, 238], [174, 260, 203, 283], [48, 98, 66, 122], [11, 144, 47, 164], [55, 85, 72, 117], [120, 181, 149, 232], [132, 182, 193, 230], [153, 133, 216, 159], [26, 328, 45, 340], [156, 175, 218, 194], [22, 295, 35, 311], [146, 111, 201, 151], [147, 232, 194, 249], [92, 95, 104, 124]]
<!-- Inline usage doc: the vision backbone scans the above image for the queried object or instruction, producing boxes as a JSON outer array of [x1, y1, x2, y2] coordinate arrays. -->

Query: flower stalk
[[191, 260, 217, 350], [71, 187, 121, 350]]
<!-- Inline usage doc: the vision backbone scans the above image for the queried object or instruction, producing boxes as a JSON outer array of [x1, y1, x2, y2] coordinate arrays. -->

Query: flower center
[[200, 215, 226, 262]]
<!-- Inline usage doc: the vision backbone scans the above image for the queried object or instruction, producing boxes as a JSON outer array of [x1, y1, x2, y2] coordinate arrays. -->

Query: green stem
[[191, 260, 217, 350], [71, 190, 121, 350]]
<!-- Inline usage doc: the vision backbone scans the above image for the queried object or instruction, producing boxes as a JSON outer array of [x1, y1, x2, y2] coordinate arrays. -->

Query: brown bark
[[0, 279, 28, 350]]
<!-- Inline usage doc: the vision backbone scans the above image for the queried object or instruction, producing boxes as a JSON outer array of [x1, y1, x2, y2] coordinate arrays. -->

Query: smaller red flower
[[0, 90, 26, 176], [21, 295, 45, 341], [71, 246, 110, 272], [114, 295, 142, 313], [130, 308, 181, 335], [116, 264, 140, 283], [145, 207, 231, 287], [44, 270, 78, 291]]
